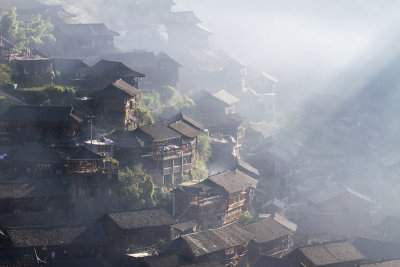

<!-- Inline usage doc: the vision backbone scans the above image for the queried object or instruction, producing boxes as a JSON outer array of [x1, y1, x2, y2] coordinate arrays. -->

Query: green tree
[[0, 64, 12, 86], [118, 166, 155, 209], [25, 14, 56, 51], [197, 134, 212, 162], [0, 8, 24, 52], [238, 211, 254, 226]]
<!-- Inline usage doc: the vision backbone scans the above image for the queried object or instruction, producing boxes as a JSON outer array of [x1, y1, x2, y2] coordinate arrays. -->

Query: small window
[[47, 207, 54, 213], [90, 248, 96, 256], [108, 189, 112, 196], [51, 252, 55, 259], [16, 127, 21, 133], [78, 188, 86, 196], [14, 209, 21, 214], [26, 167, 30, 173], [63, 250, 68, 255], [56, 169, 62, 175]]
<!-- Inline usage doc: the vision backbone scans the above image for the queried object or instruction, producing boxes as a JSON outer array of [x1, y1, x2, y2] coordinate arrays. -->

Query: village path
[[0, 88, 26, 104]]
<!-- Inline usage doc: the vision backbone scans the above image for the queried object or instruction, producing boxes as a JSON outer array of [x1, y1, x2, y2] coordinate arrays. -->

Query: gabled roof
[[262, 198, 286, 210], [6, 144, 65, 163], [208, 169, 257, 194], [86, 59, 145, 78], [64, 146, 104, 161], [156, 52, 182, 67], [57, 23, 119, 37], [6, 223, 106, 247], [266, 144, 295, 162], [53, 58, 89, 74], [172, 221, 198, 232], [287, 241, 366, 266], [0, 212, 71, 229], [101, 51, 158, 68], [166, 223, 253, 257], [0, 105, 82, 123], [236, 159, 260, 177], [212, 90, 240, 106], [91, 79, 140, 98], [168, 112, 203, 131], [189, 112, 242, 129], [139, 123, 181, 142], [0, 180, 67, 200], [0, 36, 13, 49], [162, 11, 201, 25], [244, 213, 296, 243], [169, 121, 202, 138], [308, 184, 374, 206], [107, 208, 173, 230]]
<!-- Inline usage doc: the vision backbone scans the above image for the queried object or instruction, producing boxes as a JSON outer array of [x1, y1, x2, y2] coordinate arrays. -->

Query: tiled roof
[[353, 237, 400, 261], [0, 105, 82, 123], [169, 121, 202, 138], [189, 112, 242, 129], [374, 215, 400, 234], [139, 123, 181, 142], [308, 184, 374, 205], [360, 260, 400, 267], [236, 159, 260, 177], [107, 208, 174, 230], [53, 58, 89, 74], [0, 212, 71, 230], [6, 144, 65, 163], [244, 214, 296, 243], [0, 180, 67, 200], [212, 90, 240, 106], [168, 112, 203, 131], [253, 255, 302, 267], [287, 241, 366, 266], [64, 146, 104, 161], [156, 52, 182, 67], [91, 79, 140, 98], [167, 223, 253, 257], [86, 59, 145, 77], [58, 23, 119, 37], [208, 169, 257, 194], [6, 223, 106, 247], [172, 221, 197, 232]]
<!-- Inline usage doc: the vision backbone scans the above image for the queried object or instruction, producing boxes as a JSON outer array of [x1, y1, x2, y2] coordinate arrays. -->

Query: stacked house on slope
[[173, 170, 257, 228], [109, 113, 203, 185]]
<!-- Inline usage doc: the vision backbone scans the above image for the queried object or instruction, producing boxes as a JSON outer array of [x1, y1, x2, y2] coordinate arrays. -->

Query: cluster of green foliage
[[0, 64, 12, 87], [0, 8, 55, 54], [118, 166, 155, 210], [238, 211, 254, 226], [181, 135, 212, 183], [3, 84, 76, 105], [140, 86, 195, 118]]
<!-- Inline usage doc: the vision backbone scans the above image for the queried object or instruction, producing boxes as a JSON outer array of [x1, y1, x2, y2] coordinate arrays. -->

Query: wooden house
[[307, 184, 375, 213], [100, 51, 182, 89], [235, 159, 260, 179], [110, 115, 202, 185], [4, 223, 106, 261], [173, 170, 257, 228], [162, 11, 211, 54], [102, 208, 173, 249], [195, 90, 240, 115], [245, 213, 297, 263], [161, 222, 253, 266], [90, 79, 140, 128], [0, 105, 82, 145], [0, 179, 68, 215], [0, 36, 13, 64], [247, 72, 279, 95], [10, 56, 55, 87], [180, 49, 246, 93], [63, 146, 118, 201], [55, 23, 119, 57], [352, 237, 400, 262], [171, 221, 198, 239], [53, 58, 89, 85], [2, 144, 66, 179], [285, 241, 366, 267], [246, 140, 298, 178], [85, 59, 145, 90]]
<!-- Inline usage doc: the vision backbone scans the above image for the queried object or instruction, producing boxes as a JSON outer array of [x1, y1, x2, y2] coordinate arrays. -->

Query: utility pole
[[86, 115, 96, 146]]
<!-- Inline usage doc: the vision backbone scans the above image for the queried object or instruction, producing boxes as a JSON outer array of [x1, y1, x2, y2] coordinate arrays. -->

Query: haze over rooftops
[[212, 90, 240, 106], [0, 105, 82, 123], [0, 0, 46, 10], [86, 59, 145, 77], [287, 241, 366, 266], [379, 151, 400, 167], [169, 121, 202, 138], [91, 79, 140, 98], [308, 184, 374, 205], [208, 170, 257, 194], [162, 11, 201, 25], [236, 158, 260, 177], [58, 23, 119, 37], [0, 179, 67, 200], [63, 146, 104, 161], [139, 123, 181, 142], [107, 208, 174, 230]]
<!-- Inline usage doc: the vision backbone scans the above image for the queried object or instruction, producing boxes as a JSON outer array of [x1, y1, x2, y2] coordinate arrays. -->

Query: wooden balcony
[[162, 163, 193, 175]]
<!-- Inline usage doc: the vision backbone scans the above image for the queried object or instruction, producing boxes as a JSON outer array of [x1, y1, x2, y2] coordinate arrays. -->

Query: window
[[108, 189, 112, 196], [51, 252, 55, 259], [26, 167, 30, 173], [56, 169, 62, 176], [78, 188, 86, 196], [13, 209, 21, 214], [90, 248, 96, 256], [47, 207, 54, 213], [16, 127, 21, 133], [63, 250, 68, 255]]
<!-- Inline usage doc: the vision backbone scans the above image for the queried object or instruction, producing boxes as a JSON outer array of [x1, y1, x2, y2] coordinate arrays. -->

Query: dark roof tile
[[86, 59, 145, 77], [208, 170, 257, 194], [107, 208, 173, 230], [91, 79, 140, 98], [58, 23, 119, 37], [139, 123, 181, 142]]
